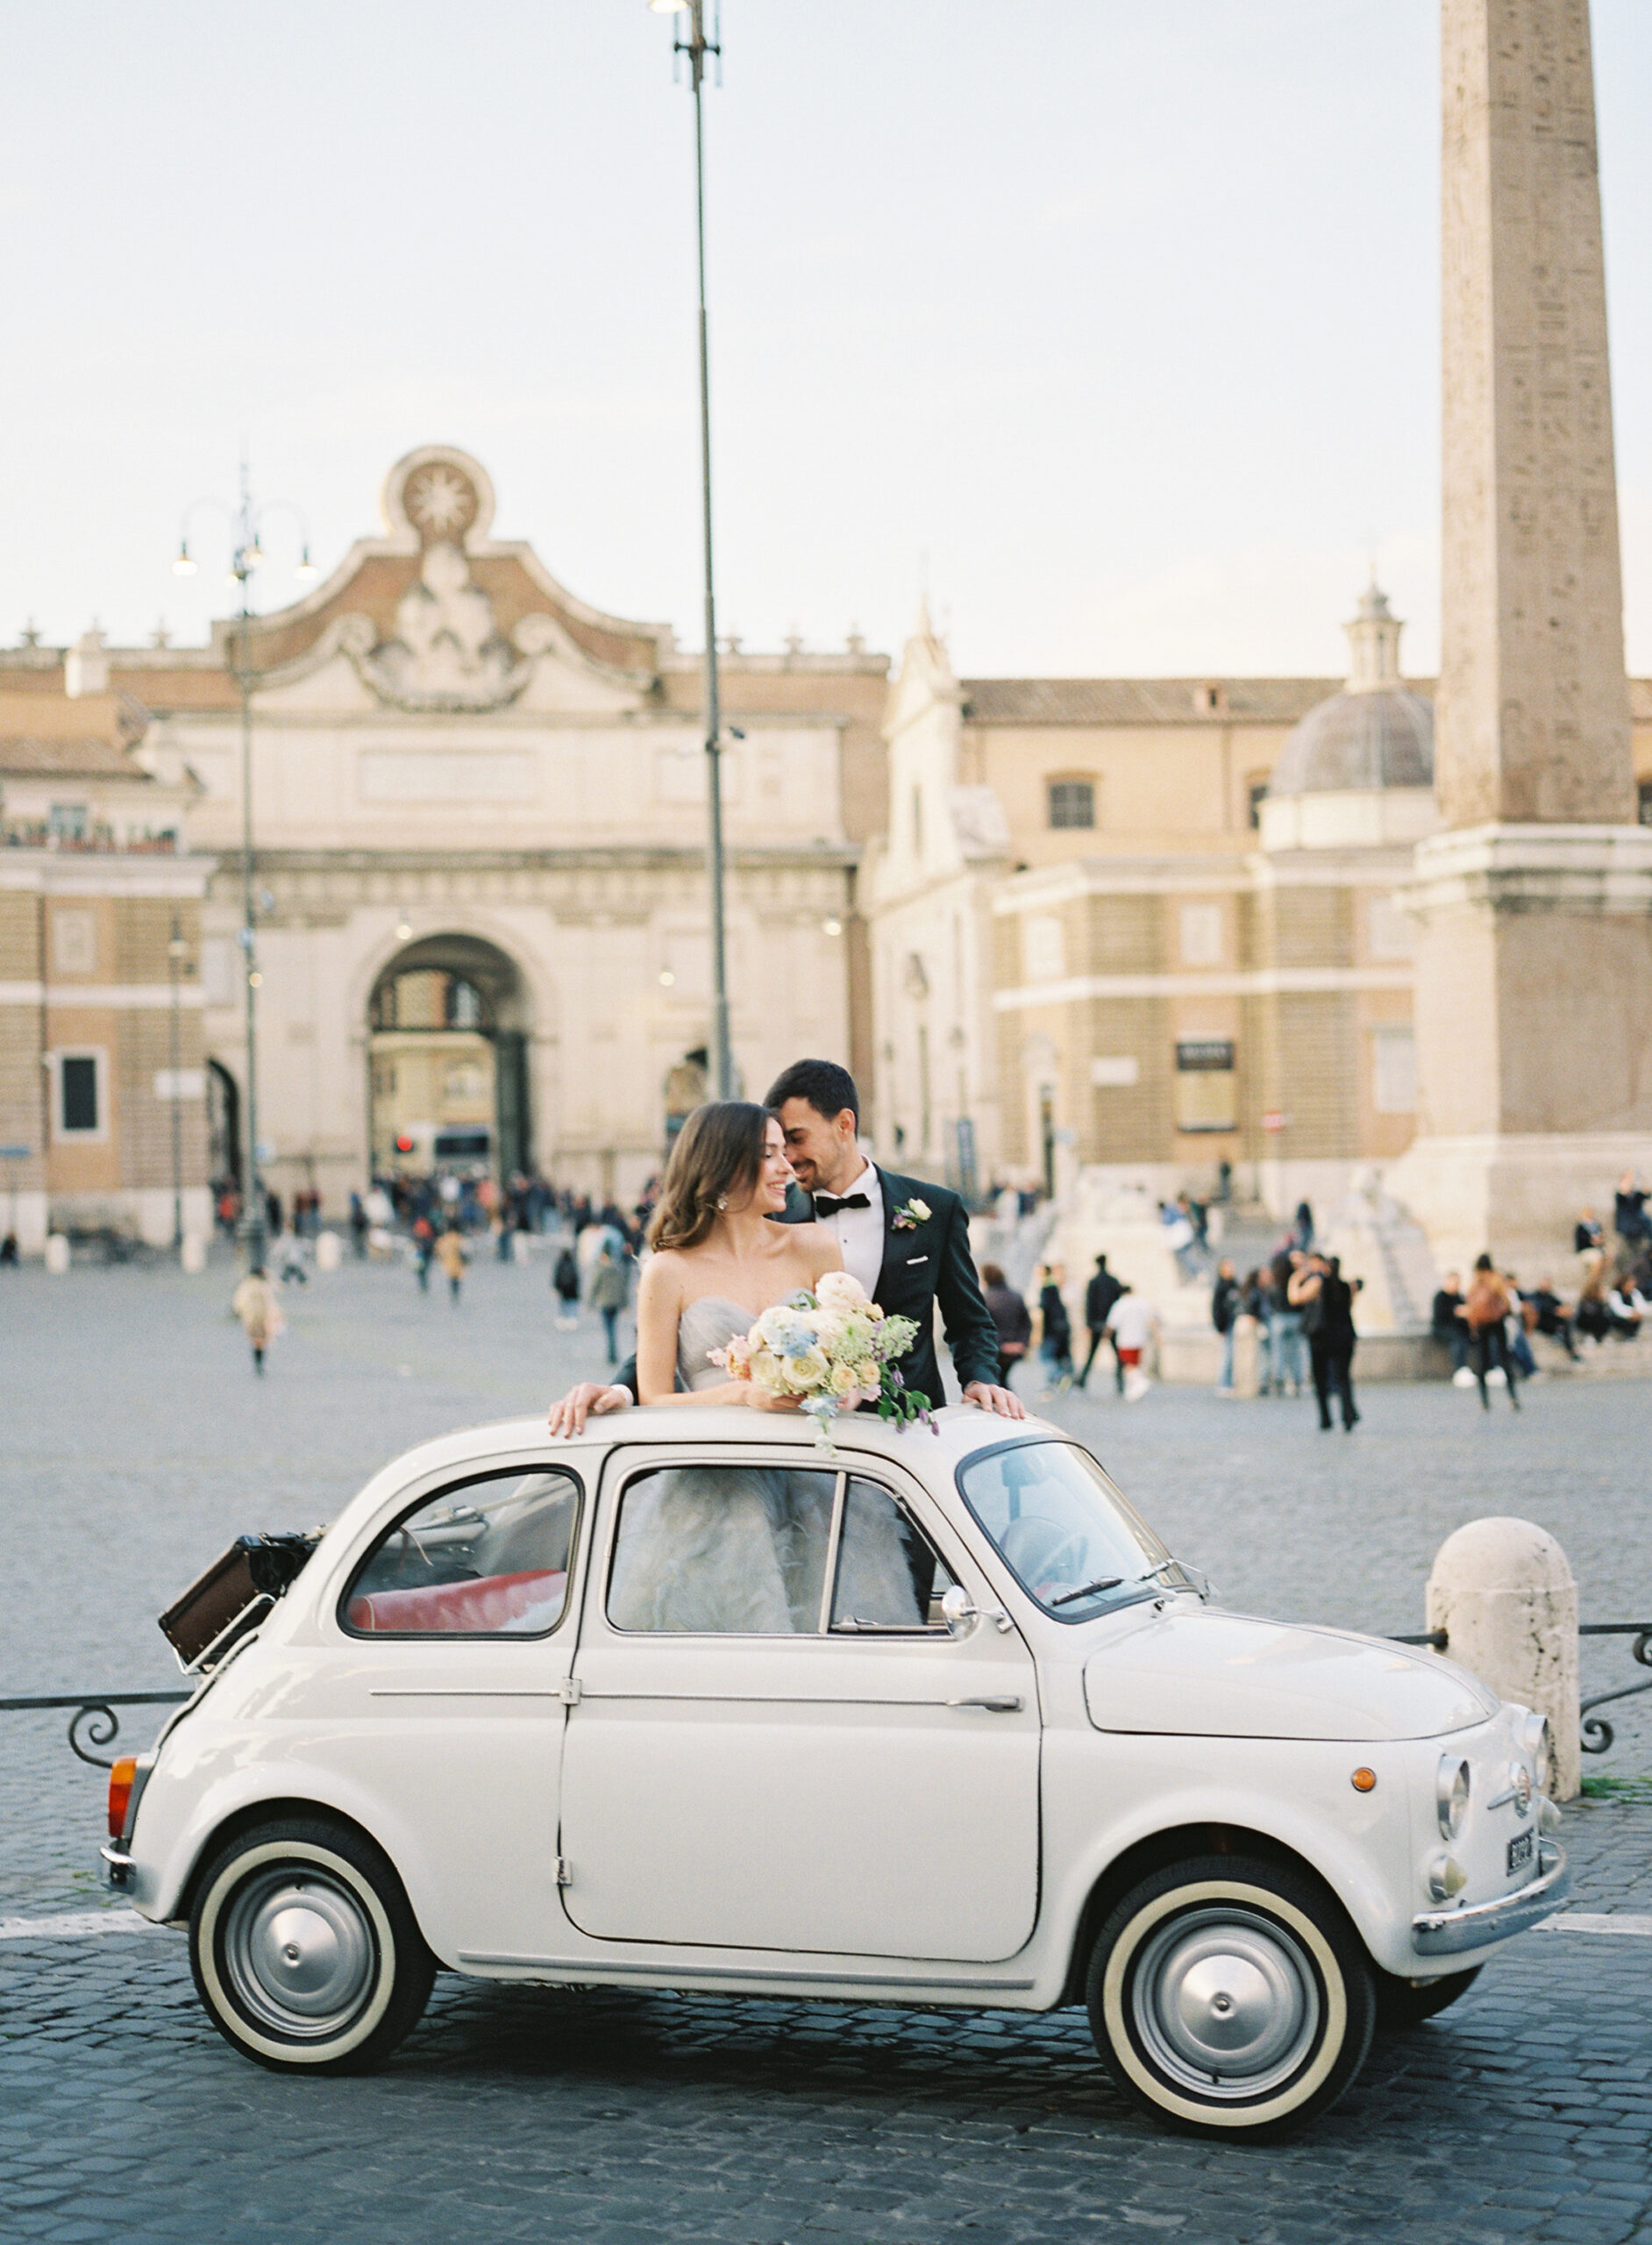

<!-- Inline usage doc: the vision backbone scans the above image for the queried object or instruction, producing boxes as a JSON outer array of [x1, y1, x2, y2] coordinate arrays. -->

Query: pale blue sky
[[2, 2, 1648, 679]]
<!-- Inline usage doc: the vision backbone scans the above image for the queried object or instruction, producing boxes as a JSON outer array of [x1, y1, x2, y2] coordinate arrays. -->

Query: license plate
[[1506, 1828, 1535, 1877]]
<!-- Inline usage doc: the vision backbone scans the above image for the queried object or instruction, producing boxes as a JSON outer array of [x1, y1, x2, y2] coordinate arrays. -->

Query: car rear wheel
[[1086, 1855, 1376, 2136], [1373, 1963, 1481, 2031], [189, 1816, 435, 2074]]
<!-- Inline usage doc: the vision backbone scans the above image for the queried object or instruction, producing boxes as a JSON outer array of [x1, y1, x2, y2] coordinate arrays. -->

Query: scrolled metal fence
[[0, 1692, 191, 1769]]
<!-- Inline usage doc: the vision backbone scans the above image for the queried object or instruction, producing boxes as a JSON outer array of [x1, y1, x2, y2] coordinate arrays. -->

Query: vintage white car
[[105, 1406, 1568, 2135]]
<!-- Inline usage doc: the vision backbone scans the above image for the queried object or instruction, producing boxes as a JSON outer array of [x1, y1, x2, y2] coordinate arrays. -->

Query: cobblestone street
[[4, 1250, 1652, 2243]]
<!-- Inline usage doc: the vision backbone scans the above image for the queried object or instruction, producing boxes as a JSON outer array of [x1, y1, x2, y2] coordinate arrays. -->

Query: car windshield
[[957, 1440, 1183, 1621]]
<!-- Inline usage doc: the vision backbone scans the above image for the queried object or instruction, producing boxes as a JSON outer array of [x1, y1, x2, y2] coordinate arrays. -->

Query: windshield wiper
[[1050, 1576, 1124, 1607]]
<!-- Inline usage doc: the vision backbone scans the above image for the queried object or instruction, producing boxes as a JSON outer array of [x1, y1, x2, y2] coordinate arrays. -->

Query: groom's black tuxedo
[[609, 1168, 1001, 1406]]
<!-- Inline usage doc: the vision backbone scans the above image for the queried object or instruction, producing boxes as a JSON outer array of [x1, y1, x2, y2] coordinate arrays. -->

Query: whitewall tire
[[189, 1817, 435, 2074], [1086, 1855, 1375, 2135]]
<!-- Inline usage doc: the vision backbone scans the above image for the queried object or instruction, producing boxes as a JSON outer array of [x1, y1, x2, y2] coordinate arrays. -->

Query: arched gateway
[[368, 933, 531, 1181]]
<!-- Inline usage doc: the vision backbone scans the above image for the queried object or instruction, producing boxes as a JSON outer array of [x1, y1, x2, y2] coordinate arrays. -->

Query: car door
[[557, 1445, 1040, 1963], [319, 1458, 585, 1961]]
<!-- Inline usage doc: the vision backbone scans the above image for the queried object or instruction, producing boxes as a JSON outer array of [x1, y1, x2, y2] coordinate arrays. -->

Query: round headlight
[[1518, 1711, 1554, 1793], [1436, 1754, 1471, 1840]]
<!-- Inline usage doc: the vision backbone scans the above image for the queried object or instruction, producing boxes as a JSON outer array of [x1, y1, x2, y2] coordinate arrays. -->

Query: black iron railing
[[0, 1692, 191, 1768]]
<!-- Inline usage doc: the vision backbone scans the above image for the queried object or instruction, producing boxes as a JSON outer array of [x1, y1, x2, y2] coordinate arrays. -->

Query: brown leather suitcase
[[158, 1534, 317, 1668]]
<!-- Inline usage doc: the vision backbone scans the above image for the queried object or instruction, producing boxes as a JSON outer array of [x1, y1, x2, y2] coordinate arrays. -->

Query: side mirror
[[940, 1585, 1013, 1637], [940, 1585, 979, 1638]]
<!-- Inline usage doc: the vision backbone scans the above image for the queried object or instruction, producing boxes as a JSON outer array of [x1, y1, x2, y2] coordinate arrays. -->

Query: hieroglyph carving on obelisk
[[1437, 0, 1634, 824]]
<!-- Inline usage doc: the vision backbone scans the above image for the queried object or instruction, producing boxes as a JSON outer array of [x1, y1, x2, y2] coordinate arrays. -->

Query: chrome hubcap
[[1131, 1906, 1321, 2099], [221, 1869, 376, 2040]]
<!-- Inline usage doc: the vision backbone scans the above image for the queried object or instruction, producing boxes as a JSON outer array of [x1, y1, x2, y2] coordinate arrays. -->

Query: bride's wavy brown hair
[[647, 1101, 773, 1253]]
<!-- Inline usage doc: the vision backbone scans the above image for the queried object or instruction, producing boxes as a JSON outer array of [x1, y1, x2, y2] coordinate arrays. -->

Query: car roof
[[331, 1404, 1070, 1539]]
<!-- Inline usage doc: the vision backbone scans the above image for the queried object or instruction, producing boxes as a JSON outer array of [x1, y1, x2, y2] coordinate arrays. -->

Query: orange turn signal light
[[1350, 1767, 1377, 1793], [108, 1756, 138, 1839]]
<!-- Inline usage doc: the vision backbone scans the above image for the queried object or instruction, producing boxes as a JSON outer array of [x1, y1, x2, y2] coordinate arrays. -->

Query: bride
[[607, 1100, 919, 1633]]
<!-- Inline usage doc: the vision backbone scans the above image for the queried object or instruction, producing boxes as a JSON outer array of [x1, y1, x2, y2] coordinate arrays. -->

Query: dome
[[1266, 580, 1434, 799], [1268, 685, 1434, 796]]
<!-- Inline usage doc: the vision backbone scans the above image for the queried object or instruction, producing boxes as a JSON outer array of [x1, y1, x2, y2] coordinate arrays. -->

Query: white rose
[[907, 1198, 930, 1222], [782, 1346, 830, 1393], [816, 1270, 870, 1311]]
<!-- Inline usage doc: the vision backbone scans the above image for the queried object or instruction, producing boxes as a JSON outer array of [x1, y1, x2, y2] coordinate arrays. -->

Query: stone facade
[[0, 685, 210, 1247], [0, 447, 889, 1222]]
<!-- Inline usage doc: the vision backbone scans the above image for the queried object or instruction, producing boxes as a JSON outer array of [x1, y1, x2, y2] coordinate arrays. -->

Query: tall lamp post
[[173, 460, 315, 1270], [651, 0, 732, 1099]]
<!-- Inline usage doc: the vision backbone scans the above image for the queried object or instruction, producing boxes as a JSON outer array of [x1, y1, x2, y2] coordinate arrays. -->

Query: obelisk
[[1390, 0, 1652, 1279]]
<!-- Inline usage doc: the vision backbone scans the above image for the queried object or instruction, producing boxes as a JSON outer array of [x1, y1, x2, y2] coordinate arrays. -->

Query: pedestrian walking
[[587, 1243, 630, 1365], [412, 1213, 435, 1292], [435, 1226, 468, 1306], [231, 1268, 284, 1375], [1036, 1265, 1073, 1393], [1290, 1252, 1360, 1430], [1463, 1254, 1520, 1410], [1211, 1258, 1242, 1394], [1078, 1254, 1124, 1392], [1104, 1287, 1158, 1402], [980, 1262, 1032, 1388], [552, 1244, 581, 1329]]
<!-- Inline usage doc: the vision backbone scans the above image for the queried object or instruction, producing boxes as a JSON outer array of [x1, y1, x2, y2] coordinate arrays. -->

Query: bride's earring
[[716, 1195, 729, 1210]]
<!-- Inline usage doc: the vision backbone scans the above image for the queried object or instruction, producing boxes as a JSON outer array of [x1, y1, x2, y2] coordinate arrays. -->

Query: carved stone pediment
[[350, 538, 536, 712]]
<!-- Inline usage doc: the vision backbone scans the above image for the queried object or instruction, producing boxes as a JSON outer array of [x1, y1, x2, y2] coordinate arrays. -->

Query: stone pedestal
[[1390, 825, 1652, 1278], [1426, 1515, 1580, 1800]]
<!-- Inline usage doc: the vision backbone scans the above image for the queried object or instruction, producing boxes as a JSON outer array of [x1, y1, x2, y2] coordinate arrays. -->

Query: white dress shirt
[[813, 1158, 886, 1297]]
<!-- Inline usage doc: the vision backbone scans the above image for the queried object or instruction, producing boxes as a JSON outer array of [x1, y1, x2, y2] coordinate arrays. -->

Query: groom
[[546, 1057, 1024, 1433]]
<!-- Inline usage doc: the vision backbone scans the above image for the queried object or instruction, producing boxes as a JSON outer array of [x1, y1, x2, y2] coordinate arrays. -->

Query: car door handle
[[947, 1695, 1023, 1713]]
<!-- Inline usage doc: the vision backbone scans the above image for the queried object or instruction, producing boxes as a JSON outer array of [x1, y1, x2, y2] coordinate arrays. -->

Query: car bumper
[[1410, 1838, 1570, 1957]]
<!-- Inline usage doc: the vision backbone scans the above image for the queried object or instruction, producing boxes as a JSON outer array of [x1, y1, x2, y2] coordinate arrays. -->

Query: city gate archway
[[367, 933, 532, 1180]]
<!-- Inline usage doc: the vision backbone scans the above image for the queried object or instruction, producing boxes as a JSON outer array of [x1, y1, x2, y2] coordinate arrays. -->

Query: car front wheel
[[1086, 1854, 1376, 2135], [189, 1816, 435, 2074]]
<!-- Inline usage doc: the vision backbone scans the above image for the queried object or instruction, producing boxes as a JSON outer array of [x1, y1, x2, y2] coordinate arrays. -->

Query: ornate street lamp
[[174, 460, 315, 1270], [650, 0, 733, 1099]]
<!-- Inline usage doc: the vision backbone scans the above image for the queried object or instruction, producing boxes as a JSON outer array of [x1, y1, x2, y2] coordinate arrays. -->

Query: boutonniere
[[893, 1197, 930, 1231]]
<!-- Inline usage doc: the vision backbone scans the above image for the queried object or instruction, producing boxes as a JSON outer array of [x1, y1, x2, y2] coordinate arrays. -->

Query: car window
[[608, 1465, 838, 1634], [958, 1441, 1173, 1621], [344, 1468, 580, 1636], [829, 1477, 959, 1632]]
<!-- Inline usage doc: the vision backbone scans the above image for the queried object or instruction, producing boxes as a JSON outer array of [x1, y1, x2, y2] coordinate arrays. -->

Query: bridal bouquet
[[709, 1271, 931, 1445]]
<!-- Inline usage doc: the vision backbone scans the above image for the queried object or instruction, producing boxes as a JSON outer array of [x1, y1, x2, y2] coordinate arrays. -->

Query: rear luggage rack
[[158, 1531, 320, 1672]]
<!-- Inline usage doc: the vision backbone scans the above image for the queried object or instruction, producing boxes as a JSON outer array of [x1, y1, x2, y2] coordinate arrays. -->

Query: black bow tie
[[814, 1192, 871, 1216]]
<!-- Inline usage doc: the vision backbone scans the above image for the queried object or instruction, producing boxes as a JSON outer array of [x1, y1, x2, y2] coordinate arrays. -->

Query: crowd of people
[[1426, 1168, 1652, 1409]]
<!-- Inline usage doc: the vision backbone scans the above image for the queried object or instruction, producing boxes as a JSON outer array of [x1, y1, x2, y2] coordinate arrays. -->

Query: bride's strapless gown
[[606, 1295, 921, 1634]]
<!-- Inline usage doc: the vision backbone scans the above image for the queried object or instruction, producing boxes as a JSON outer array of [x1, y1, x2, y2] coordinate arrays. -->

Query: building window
[[1174, 1038, 1235, 1134], [1246, 777, 1270, 830], [1048, 779, 1095, 830], [49, 802, 89, 841], [54, 1051, 106, 1139], [1178, 902, 1222, 966], [51, 909, 96, 976], [1371, 1026, 1417, 1115], [1023, 914, 1065, 983], [1639, 777, 1652, 827]]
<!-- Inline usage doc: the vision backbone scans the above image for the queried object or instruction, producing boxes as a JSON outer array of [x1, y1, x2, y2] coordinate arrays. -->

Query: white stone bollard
[[43, 1233, 70, 1275], [1426, 1517, 1580, 1800], [180, 1234, 208, 1275], [315, 1230, 343, 1273]]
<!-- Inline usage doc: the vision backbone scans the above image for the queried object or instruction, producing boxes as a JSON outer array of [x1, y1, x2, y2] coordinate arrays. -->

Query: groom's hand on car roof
[[547, 1381, 631, 1437], [964, 1379, 1026, 1419]]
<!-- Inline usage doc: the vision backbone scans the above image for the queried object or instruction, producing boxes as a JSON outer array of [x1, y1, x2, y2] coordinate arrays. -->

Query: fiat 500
[[105, 1407, 1568, 2135]]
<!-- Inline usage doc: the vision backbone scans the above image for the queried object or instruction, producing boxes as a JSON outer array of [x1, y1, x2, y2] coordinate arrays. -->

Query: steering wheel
[[1000, 1514, 1088, 1586]]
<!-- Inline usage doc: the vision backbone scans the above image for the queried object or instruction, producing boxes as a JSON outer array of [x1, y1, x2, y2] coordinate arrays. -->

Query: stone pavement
[[3, 1250, 1652, 2243]]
